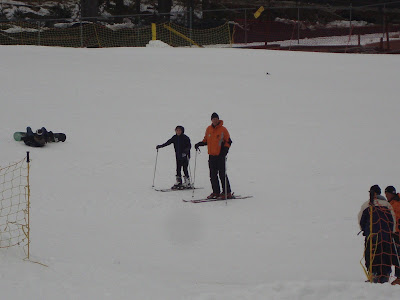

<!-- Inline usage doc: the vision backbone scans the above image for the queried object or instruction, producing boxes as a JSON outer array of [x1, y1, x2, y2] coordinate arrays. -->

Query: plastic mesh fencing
[[155, 22, 231, 47], [0, 156, 30, 257], [0, 21, 231, 48], [361, 204, 400, 283]]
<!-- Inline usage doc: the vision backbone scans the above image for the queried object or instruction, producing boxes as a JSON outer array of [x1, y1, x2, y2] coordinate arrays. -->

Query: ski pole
[[191, 149, 199, 198], [393, 237, 400, 274], [224, 156, 228, 205], [152, 149, 159, 188], [187, 156, 193, 187]]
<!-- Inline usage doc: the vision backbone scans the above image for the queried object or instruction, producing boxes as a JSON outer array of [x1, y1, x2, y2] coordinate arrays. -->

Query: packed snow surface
[[1, 45, 399, 299]]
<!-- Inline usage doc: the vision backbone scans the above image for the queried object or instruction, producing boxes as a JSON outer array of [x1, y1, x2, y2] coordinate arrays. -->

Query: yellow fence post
[[227, 22, 232, 47], [27, 152, 30, 260], [152, 23, 157, 40], [254, 6, 265, 19], [163, 24, 202, 47], [93, 24, 101, 48], [369, 205, 373, 282]]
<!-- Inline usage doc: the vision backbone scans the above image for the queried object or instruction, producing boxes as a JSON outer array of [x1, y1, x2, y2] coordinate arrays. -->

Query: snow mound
[[327, 20, 371, 28], [146, 40, 171, 48]]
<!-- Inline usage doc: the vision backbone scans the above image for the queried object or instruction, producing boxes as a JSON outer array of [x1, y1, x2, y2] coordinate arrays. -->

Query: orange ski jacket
[[390, 196, 400, 233], [202, 120, 231, 156]]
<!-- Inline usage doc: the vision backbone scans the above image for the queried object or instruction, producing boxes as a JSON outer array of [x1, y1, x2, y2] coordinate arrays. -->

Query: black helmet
[[369, 185, 381, 195], [385, 186, 396, 195], [211, 112, 219, 120], [36, 129, 43, 136]]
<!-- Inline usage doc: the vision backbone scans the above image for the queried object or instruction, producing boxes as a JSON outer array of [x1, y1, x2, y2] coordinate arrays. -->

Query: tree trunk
[[115, 0, 124, 14], [158, 0, 172, 21], [186, 0, 193, 27], [158, 0, 172, 14], [202, 0, 210, 19], [135, 0, 141, 14], [81, 0, 99, 18]]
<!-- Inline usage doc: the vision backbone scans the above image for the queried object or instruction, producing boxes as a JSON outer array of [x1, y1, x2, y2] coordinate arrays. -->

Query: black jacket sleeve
[[22, 135, 46, 147], [183, 135, 191, 154], [159, 136, 175, 148]]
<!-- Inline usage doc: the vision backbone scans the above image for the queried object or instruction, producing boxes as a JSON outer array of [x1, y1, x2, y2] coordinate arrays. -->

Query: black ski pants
[[176, 158, 189, 179], [208, 155, 231, 195], [364, 234, 392, 280], [393, 233, 400, 277]]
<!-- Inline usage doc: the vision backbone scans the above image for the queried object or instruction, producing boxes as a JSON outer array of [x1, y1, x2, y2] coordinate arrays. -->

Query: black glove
[[156, 145, 161, 149], [195, 142, 203, 150], [220, 146, 229, 156]]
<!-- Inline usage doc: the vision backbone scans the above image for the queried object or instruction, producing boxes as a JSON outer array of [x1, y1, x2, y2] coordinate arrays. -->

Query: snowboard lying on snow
[[13, 131, 66, 142]]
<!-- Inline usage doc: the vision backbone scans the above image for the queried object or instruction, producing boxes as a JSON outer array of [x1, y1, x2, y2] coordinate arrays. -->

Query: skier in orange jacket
[[384, 186, 400, 285], [195, 112, 232, 199]]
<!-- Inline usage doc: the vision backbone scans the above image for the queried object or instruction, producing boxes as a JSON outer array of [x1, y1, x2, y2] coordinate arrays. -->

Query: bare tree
[[158, 0, 172, 20], [158, 0, 172, 14], [202, 0, 210, 10], [135, 0, 141, 14], [202, 0, 210, 19], [115, 0, 124, 13], [81, 0, 99, 18]]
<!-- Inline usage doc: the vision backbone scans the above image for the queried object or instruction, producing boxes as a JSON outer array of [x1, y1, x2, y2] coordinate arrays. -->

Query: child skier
[[156, 126, 192, 189]]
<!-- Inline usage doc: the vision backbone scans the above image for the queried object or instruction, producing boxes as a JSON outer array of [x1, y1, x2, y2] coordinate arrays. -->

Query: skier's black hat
[[211, 112, 219, 120], [369, 185, 381, 195], [385, 186, 396, 195], [175, 125, 184, 133]]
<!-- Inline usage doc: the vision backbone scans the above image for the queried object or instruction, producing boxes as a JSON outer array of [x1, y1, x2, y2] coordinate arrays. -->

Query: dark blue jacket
[[159, 134, 191, 161], [359, 197, 396, 240]]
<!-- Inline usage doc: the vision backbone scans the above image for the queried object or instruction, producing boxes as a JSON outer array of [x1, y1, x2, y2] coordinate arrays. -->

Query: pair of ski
[[153, 187, 203, 192], [153, 187, 252, 203], [183, 194, 253, 203]]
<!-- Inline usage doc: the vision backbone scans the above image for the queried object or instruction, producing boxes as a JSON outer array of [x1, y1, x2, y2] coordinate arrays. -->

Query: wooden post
[[151, 23, 156, 40], [26, 151, 30, 260], [385, 20, 390, 50]]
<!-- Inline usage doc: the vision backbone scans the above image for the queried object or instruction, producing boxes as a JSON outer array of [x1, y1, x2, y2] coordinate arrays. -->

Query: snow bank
[[146, 40, 171, 48]]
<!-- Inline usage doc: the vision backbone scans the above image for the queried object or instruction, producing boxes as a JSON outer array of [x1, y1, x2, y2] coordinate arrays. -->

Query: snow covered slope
[[1, 45, 399, 299]]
